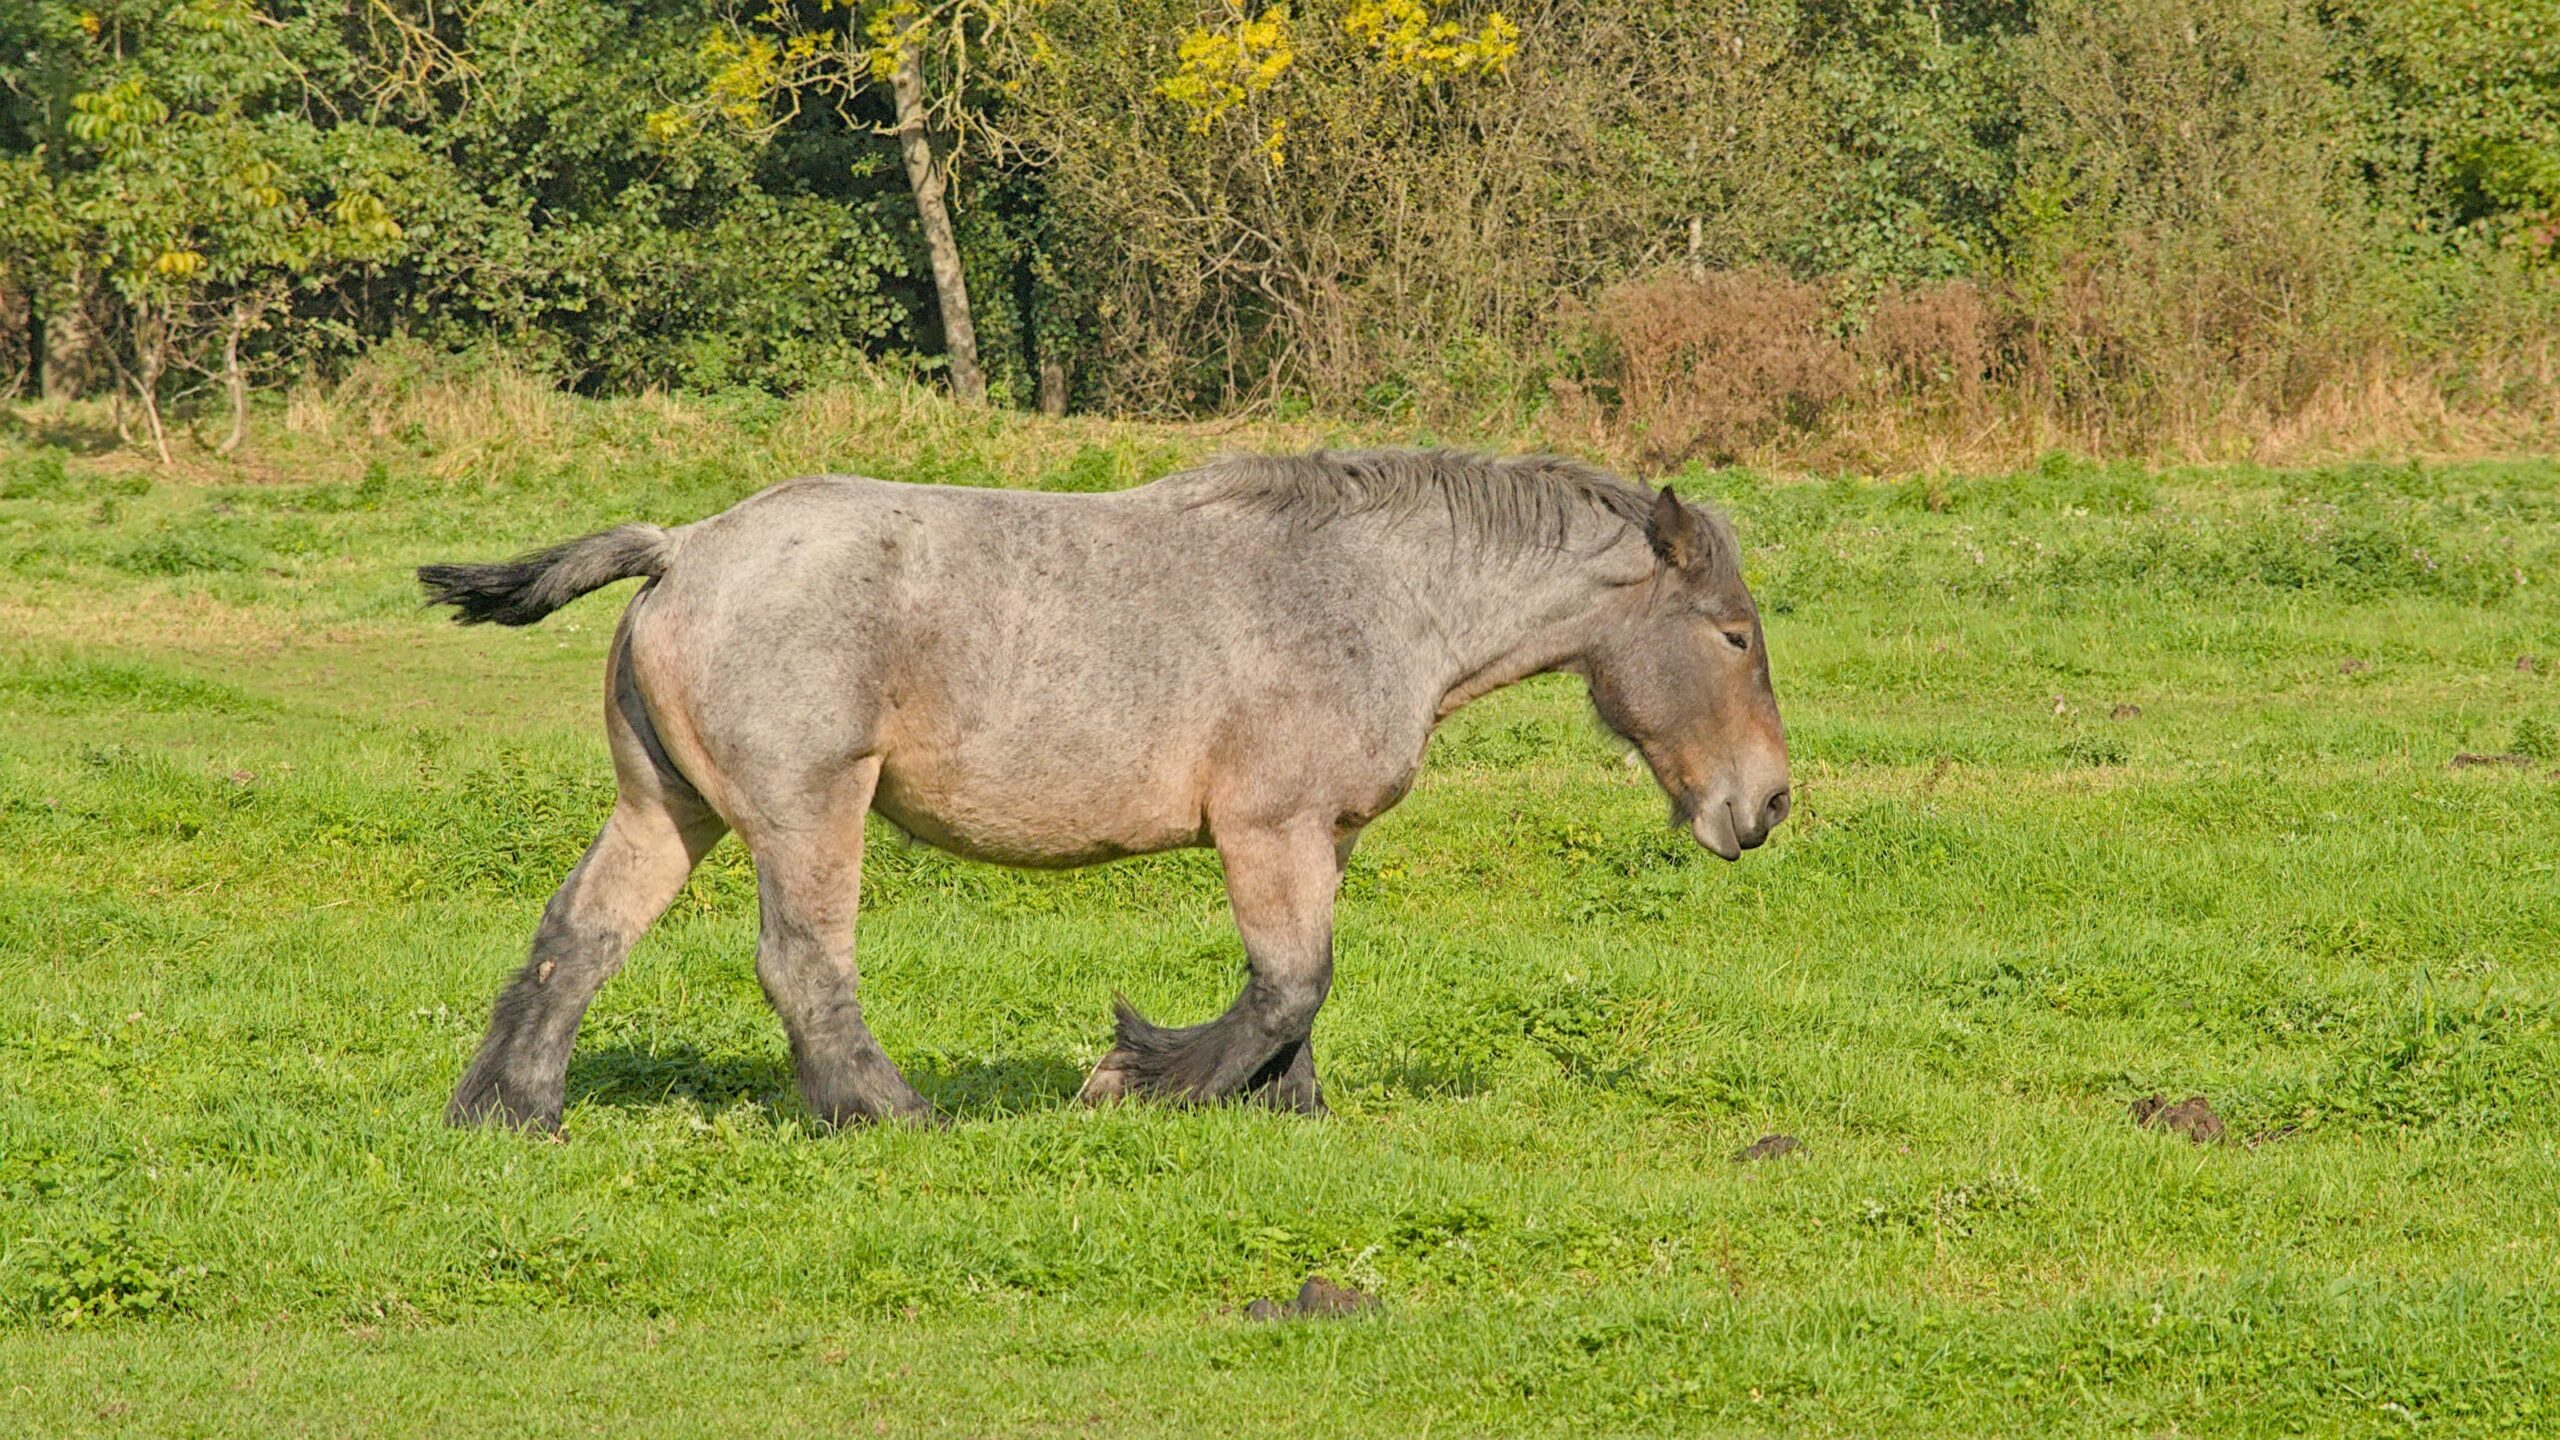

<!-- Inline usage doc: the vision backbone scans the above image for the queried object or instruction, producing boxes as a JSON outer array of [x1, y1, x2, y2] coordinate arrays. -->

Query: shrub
[[1557, 269, 1855, 466], [0, 447, 74, 499], [1862, 280, 2000, 411]]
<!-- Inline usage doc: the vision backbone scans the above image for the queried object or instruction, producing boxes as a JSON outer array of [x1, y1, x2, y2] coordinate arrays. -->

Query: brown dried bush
[[1861, 280, 2000, 411], [1555, 269, 1854, 467]]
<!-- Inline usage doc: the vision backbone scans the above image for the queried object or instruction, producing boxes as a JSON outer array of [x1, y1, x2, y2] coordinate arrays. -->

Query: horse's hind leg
[[449, 789, 725, 1132], [1080, 821, 1338, 1115], [741, 755, 936, 1127]]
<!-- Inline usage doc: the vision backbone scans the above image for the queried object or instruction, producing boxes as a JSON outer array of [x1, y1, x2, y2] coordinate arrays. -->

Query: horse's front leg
[[1079, 820, 1339, 1114]]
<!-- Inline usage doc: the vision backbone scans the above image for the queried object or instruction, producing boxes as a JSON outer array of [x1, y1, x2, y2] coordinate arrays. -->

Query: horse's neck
[[1407, 529, 1649, 719]]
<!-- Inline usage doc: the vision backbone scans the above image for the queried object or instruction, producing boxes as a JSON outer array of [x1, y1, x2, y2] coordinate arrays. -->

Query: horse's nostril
[[1763, 787, 1792, 830]]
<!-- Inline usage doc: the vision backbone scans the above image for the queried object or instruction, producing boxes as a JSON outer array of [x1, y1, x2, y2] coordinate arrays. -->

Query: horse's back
[[621, 474, 1415, 863]]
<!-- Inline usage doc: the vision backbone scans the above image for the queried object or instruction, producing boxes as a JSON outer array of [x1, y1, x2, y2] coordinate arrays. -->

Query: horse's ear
[[1647, 485, 1704, 571]]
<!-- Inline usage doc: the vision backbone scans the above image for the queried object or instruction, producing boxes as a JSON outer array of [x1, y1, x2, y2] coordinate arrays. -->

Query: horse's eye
[[1722, 630, 1750, 652]]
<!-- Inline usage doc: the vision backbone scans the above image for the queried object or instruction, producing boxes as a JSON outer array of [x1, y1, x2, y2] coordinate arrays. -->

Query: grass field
[[3, 386, 2557, 1436]]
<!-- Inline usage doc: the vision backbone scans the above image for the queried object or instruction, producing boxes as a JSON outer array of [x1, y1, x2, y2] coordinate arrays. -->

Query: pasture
[[2, 394, 2556, 1436]]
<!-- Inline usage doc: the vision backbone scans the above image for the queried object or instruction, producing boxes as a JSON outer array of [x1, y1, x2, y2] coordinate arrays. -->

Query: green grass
[[3, 398, 2558, 1436]]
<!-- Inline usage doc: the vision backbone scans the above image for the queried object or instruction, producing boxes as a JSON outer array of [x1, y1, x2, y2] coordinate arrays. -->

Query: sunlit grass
[[3, 401, 2557, 1435]]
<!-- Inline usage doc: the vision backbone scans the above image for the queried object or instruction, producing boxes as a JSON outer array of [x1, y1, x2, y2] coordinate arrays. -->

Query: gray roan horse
[[420, 449, 1790, 1131]]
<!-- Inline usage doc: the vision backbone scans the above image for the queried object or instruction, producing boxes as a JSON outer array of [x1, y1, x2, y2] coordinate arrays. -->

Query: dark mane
[[1162, 447, 1738, 571]]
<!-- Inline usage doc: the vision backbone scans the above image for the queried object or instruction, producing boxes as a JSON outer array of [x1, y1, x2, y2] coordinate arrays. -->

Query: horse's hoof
[[1253, 1083, 1329, 1118], [816, 1109, 951, 1132], [1076, 1050, 1142, 1105], [803, 1087, 950, 1130], [881, 1100, 955, 1132], [446, 1084, 564, 1136]]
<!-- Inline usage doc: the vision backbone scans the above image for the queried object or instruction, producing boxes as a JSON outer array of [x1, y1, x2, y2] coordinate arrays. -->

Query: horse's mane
[[1162, 449, 1733, 566]]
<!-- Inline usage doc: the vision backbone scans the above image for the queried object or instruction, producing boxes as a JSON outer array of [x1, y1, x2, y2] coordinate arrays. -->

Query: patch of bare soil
[[2110, 703, 2142, 721], [1733, 1134, 1805, 1163], [2451, 752, 2534, 770], [2339, 659, 2372, 675], [1244, 1275, 1378, 1322], [2131, 1094, 2225, 1144]]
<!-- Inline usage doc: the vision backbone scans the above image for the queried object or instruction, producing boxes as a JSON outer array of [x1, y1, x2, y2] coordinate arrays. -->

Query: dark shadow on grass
[[565, 1042, 793, 1113], [563, 1041, 1089, 1123], [906, 1052, 1090, 1120], [0, 410, 125, 456]]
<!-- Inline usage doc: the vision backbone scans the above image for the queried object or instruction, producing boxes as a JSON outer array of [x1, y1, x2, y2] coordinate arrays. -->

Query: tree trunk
[[890, 38, 986, 406], [41, 300, 94, 402], [1038, 356, 1067, 417], [216, 304, 250, 457], [129, 303, 173, 466]]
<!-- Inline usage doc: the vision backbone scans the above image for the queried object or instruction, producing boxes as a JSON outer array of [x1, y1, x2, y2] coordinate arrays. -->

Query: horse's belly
[[870, 750, 1207, 869]]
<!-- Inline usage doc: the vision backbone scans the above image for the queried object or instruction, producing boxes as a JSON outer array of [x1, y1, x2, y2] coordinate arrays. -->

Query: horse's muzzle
[[1687, 784, 1791, 861]]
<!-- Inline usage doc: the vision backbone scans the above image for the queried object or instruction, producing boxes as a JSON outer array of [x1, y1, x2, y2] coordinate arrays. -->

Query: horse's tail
[[417, 523, 673, 627]]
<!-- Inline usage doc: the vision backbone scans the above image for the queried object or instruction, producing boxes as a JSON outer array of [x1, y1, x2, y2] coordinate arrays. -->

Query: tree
[[690, 1, 1038, 406], [886, 16, 986, 404], [3, 2, 406, 459]]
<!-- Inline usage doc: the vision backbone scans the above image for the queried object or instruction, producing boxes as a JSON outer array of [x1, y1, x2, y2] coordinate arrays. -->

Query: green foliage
[[1789, 0, 2024, 288], [0, 0, 923, 408], [5, 0, 2557, 436], [21, 1223, 205, 1328], [2333, 0, 2560, 243], [108, 527, 254, 576], [0, 445, 72, 498]]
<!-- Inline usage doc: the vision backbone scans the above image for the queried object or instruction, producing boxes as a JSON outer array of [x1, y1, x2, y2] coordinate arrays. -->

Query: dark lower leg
[[1078, 979, 1327, 1108], [450, 801, 720, 1131], [1250, 1035, 1324, 1115], [756, 921, 935, 1126], [746, 759, 936, 1128], [1080, 820, 1337, 1111], [447, 916, 620, 1132]]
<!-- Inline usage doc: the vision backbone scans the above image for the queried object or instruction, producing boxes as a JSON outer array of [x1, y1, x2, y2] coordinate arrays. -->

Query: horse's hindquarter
[[637, 478, 1428, 867]]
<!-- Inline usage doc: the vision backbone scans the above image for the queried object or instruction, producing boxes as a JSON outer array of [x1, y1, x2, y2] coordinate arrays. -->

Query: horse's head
[[1584, 487, 1791, 861]]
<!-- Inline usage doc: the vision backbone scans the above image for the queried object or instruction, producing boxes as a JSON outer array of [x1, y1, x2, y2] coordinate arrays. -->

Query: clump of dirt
[[2339, 659, 2371, 675], [2520, 656, 2540, 675], [2110, 703, 2142, 721], [1245, 1275, 1377, 1322], [2451, 752, 2533, 770], [1733, 1134, 1805, 1163], [2131, 1094, 2225, 1144]]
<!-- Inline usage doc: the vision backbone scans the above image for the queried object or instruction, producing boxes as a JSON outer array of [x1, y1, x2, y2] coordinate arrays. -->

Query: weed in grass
[[2512, 715, 2556, 761], [108, 528, 256, 578], [2057, 733, 2129, 766], [0, 446, 74, 499], [20, 1224, 207, 1329], [0, 655, 258, 713]]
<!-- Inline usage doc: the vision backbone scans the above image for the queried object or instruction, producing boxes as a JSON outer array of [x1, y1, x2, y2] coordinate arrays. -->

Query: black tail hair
[[417, 524, 671, 626]]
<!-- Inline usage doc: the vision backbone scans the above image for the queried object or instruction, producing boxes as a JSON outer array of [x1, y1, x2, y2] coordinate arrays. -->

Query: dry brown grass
[[1549, 264, 2560, 474], [1863, 281, 1998, 415], [13, 296, 2555, 504], [1550, 270, 1856, 469]]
